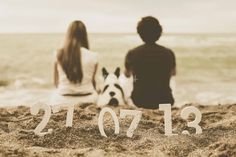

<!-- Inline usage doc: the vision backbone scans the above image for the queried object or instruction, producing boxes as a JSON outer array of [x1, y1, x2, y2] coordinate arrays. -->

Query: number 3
[[180, 106, 202, 134]]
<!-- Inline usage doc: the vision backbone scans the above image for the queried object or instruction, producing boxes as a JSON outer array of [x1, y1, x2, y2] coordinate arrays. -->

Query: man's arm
[[125, 69, 132, 77], [125, 51, 132, 77], [171, 66, 176, 76], [169, 50, 176, 76], [54, 62, 59, 88]]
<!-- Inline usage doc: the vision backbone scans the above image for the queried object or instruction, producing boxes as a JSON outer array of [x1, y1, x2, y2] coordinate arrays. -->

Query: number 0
[[98, 107, 120, 137]]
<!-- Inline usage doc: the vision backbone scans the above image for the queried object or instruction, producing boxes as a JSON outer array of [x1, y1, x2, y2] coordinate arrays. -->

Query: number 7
[[120, 109, 142, 137]]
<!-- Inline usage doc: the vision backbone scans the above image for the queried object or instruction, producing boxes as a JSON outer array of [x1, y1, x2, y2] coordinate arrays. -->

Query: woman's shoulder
[[53, 49, 59, 61], [53, 49, 64, 62], [53, 48, 64, 56], [81, 47, 98, 63], [81, 47, 98, 56]]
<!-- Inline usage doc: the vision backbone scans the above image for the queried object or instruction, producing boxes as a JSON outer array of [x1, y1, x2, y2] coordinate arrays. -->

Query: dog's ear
[[102, 67, 109, 79], [114, 67, 120, 78]]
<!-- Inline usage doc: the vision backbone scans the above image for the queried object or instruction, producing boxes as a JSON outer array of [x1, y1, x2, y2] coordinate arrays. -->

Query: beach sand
[[0, 103, 236, 157]]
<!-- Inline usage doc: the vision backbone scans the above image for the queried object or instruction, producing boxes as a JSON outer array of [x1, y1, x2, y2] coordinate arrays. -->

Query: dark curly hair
[[137, 16, 162, 43]]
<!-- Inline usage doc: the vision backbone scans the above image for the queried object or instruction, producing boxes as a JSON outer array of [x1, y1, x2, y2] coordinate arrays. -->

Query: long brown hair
[[57, 21, 89, 83]]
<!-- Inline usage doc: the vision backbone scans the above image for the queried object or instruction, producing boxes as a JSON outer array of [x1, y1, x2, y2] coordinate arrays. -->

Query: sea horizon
[[1, 32, 236, 35]]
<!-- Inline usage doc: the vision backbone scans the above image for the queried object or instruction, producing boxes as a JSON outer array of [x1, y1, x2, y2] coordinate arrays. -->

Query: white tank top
[[55, 47, 98, 95]]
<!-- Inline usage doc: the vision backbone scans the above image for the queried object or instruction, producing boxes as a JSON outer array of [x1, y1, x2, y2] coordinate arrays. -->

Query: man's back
[[125, 43, 176, 109]]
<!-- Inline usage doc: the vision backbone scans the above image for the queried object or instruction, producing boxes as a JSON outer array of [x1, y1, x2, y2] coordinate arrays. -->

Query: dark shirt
[[125, 43, 176, 109]]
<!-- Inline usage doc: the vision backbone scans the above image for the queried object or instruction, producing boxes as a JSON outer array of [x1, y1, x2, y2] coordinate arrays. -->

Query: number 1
[[159, 104, 177, 136]]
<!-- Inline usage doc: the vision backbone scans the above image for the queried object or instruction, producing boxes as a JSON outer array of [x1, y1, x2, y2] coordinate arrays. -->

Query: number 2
[[30, 103, 52, 136]]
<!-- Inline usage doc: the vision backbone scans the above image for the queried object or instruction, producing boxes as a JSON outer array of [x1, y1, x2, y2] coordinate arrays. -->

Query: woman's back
[[56, 47, 98, 95]]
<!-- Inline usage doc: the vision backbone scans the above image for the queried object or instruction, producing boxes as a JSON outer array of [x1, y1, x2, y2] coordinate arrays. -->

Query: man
[[125, 16, 176, 109]]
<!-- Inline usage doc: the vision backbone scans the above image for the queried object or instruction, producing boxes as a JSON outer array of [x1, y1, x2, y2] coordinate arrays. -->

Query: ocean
[[0, 33, 236, 106]]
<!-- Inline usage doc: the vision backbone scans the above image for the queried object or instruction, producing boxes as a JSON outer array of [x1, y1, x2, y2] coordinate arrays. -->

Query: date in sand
[[30, 103, 202, 137]]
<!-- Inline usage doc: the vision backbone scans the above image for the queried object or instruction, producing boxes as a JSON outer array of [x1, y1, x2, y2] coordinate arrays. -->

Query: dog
[[97, 67, 128, 107]]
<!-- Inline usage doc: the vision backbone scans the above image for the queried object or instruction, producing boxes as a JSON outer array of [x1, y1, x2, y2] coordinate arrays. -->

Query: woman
[[51, 21, 98, 106]]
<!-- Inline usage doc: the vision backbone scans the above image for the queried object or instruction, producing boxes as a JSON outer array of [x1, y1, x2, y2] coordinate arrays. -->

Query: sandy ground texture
[[0, 103, 236, 157]]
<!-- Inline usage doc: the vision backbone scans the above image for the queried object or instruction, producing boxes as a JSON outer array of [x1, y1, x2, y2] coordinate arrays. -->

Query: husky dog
[[97, 67, 128, 107]]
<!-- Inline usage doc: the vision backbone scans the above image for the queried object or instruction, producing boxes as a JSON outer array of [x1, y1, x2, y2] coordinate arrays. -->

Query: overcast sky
[[0, 0, 236, 33]]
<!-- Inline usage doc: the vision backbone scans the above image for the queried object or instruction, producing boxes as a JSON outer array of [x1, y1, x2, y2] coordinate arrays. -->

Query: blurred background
[[0, 0, 236, 106]]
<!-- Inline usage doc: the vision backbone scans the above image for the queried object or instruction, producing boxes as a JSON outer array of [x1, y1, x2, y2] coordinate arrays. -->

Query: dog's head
[[97, 67, 126, 107]]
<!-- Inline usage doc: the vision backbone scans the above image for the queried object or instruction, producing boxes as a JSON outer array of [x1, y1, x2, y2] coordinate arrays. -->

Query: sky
[[0, 0, 236, 33]]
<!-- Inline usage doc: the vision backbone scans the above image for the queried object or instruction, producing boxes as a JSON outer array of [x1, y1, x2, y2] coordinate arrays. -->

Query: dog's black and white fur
[[97, 67, 128, 107]]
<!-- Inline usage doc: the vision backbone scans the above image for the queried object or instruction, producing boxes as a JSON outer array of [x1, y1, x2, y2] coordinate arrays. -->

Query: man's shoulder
[[129, 44, 173, 52], [127, 44, 175, 58], [155, 45, 175, 60], [127, 44, 146, 55], [157, 44, 173, 53]]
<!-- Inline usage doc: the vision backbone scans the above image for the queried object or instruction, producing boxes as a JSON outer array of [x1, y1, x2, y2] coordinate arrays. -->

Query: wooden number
[[159, 104, 177, 136], [180, 106, 202, 134], [52, 104, 75, 127], [30, 102, 52, 136], [98, 107, 120, 137], [66, 105, 74, 127], [120, 109, 142, 137]]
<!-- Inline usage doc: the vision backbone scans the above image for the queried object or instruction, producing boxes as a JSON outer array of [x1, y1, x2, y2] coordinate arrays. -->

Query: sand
[[0, 103, 236, 157]]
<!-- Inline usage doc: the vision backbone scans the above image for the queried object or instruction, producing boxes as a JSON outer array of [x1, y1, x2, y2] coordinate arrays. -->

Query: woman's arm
[[54, 62, 59, 88], [92, 63, 98, 90]]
